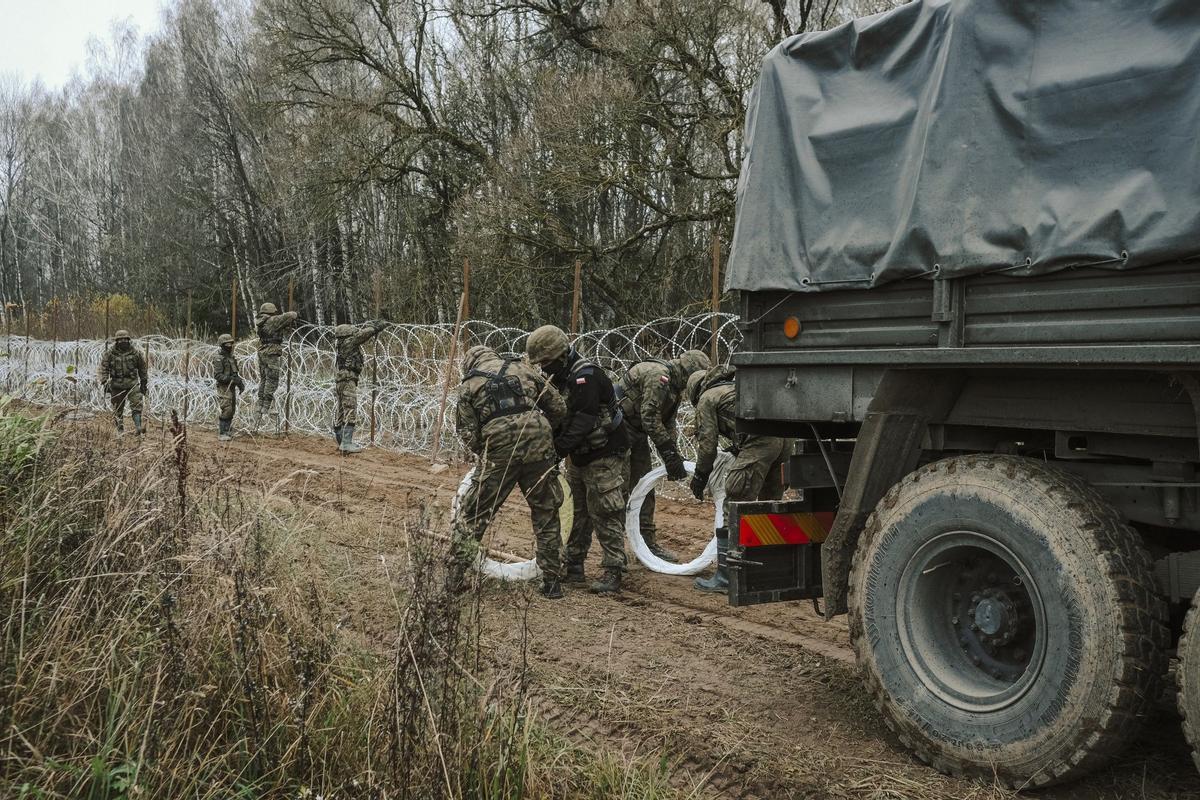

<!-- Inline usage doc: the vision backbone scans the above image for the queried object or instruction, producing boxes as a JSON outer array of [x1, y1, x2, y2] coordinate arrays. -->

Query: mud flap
[[727, 500, 829, 607]]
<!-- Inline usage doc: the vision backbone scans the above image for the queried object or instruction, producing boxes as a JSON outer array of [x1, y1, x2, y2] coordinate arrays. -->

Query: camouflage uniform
[[99, 339, 147, 432], [616, 352, 709, 558], [255, 310, 300, 417], [554, 354, 631, 573], [334, 321, 386, 428], [213, 337, 245, 439], [453, 347, 568, 585], [691, 365, 789, 592], [692, 365, 788, 515]]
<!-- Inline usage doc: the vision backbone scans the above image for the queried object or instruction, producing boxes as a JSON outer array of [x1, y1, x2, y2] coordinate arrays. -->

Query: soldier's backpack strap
[[468, 358, 533, 425]]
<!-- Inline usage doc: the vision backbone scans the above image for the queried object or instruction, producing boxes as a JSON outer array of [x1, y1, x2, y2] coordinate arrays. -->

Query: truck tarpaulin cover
[[726, 0, 1200, 293]]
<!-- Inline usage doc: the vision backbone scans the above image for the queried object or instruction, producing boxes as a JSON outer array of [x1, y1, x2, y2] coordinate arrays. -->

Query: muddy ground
[[77, 414, 1200, 798]]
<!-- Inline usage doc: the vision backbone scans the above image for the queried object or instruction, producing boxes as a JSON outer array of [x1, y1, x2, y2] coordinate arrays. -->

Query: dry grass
[[0, 400, 678, 799]]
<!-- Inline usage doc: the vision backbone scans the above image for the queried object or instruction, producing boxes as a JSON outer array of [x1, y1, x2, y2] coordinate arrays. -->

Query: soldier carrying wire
[[452, 344, 569, 598]]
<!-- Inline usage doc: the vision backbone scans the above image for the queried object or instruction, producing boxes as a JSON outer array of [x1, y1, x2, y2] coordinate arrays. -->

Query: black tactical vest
[[467, 359, 532, 425]]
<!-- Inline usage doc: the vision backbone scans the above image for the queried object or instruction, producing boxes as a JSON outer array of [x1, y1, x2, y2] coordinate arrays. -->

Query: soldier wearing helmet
[[99, 330, 148, 435], [331, 318, 388, 453], [526, 324, 630, 594], [213, 333, 245, 442], [254, 301, 301, 430], [687, 364, 789, 594], [610, 348, 711, 563], [453, 344, 569, 598]]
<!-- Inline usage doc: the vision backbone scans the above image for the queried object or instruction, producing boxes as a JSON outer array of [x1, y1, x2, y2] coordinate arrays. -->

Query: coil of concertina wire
[[0, 314, 740, 461]]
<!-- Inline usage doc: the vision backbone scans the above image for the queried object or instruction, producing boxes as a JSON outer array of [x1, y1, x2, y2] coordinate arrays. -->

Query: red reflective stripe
[[771, 513, 812, 545], [737, 518, 760, 547]]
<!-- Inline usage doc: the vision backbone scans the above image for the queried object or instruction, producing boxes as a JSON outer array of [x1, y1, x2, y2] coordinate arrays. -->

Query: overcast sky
[[0, 0, 165, 88]]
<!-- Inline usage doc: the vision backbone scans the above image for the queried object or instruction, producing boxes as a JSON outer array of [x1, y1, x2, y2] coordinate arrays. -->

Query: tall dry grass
[[0, 400, 677, 799]]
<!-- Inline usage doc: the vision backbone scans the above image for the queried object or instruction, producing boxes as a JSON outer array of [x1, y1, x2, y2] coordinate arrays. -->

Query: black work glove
[[553, 437, 570, 459], [690, 470, 710, 500], [662, 449, 688, 481], [234, 377, 246, 392], [140, 383, 148, 394], [373, 319, 388, 332]]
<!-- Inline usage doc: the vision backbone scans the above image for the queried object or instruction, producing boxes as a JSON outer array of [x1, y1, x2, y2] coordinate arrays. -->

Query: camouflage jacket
[[335, 322, 385, 378], [213, 350, 242, 388], [99, 344, 147, 391], [456, 353, 566, 463], [256, 312, 300, 357], [692, 366, 738, 476], [617, 359, 686, 452]]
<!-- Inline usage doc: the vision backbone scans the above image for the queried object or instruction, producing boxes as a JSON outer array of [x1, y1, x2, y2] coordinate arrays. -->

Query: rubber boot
[[694, 528, 730, 593], [644, 532, 679, 563], [339, 423, 365, 454], [132, 412, 145, 436], [563, 562, 586, 584], [333, 425, 343, 445], [218, 418, 233, 442], [589, 567, 622, 595], [540, 579, 564, 599]]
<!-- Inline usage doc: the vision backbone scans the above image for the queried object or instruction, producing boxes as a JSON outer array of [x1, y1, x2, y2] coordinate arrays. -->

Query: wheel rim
[[895, 530, 1047, 713]]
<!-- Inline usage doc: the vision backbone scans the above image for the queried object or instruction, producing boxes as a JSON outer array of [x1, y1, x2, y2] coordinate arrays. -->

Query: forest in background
[[0, 0, 895, 335]]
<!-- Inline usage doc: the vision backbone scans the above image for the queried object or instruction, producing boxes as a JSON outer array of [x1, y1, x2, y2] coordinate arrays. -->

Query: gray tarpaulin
[[726, 0, 1200, 293]]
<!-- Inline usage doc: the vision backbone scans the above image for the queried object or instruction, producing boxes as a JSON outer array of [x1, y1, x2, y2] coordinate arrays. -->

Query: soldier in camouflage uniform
[[99, 330, 148, 435], [526, 325, 631, 594], [254, 302, 300, 429], [332, 320, 387, 453], [213, 333, 245, 442], [453, 344, 569, 598], [616, 349, 711, 562], [688, 365, 790, 593]]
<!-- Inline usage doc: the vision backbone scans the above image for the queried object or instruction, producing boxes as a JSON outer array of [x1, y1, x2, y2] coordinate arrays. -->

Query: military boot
[[333, 425, 343, 445], [339, 423, 365, 454], [540, 578, 564, 599], [563, 562, 587, 584], [132, 412, 145, 435], [644, 532, 679, 563], [694, 528, 730, 593], [218, 418, 233, 442], [589, 567, 622, 595]]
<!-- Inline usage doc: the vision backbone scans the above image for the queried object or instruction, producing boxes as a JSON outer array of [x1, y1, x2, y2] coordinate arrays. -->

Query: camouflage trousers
[[626, 430, 660, 545], [217, 384, 237, 421], [454, 455, 564, 580], [335, 375, 359, 427], [563, 452, 630, 570], [109, 385, 144, 420], [724, 435, 789, 521], [257, 352, 282, 412]]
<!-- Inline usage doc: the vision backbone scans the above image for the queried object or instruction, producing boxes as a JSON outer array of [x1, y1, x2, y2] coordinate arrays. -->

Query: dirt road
[[130, 419, 1200, 798]]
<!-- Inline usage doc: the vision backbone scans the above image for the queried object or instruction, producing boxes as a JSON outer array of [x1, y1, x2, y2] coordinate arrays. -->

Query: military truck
[[724, 0, 1200, 788]]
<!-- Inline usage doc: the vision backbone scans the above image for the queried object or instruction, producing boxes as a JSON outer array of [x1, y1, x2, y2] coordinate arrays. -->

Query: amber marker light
[[783, 316, 802, 339]]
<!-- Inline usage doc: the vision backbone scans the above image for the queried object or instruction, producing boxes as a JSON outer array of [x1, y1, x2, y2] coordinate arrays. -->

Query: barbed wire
[[0, 314, 742, 459]]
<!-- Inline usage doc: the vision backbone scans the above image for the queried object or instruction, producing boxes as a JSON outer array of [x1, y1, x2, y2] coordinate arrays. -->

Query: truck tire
[[848, 455, 1167, 788], [1179, 589, 1200, 773]]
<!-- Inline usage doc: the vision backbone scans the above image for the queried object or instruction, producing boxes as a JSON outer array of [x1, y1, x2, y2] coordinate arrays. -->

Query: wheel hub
[[897, 531, 1047, 712]]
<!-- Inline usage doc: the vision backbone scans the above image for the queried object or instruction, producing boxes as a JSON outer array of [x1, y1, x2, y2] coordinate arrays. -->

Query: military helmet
[[334, 323, 356, 338], [686, 370, 706, 408], [525, 325, 569, 366], [677, 349, 711, 376], [217, 333, 234, 347], [114, 329, 131, 340], [258, 302, 278, 316], [463, 344, 495, 375]]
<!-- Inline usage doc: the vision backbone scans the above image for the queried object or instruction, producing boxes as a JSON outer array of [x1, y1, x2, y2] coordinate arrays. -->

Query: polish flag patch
[[659, 375, 670, 384], [576, 377, 587, 384]]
